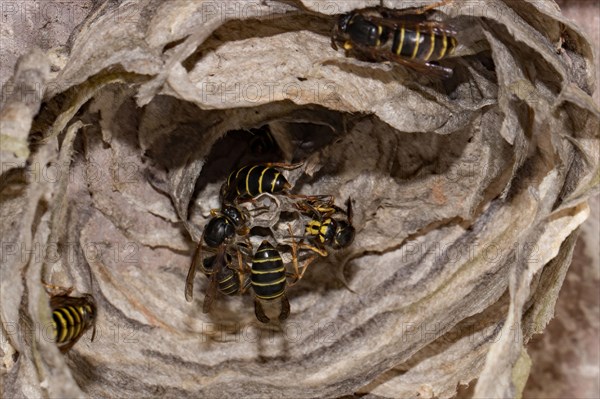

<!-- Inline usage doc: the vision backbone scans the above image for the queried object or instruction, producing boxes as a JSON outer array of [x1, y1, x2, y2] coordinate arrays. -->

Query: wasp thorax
[[347, 14, 380, 47], [203, 217, 235, 247]]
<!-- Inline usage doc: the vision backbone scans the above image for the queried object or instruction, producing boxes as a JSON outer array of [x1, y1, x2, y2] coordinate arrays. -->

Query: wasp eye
[[338, 13, 353, 32]]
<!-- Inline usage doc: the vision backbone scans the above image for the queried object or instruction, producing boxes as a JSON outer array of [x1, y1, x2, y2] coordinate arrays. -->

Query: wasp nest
[[1, 0, 598, 398]]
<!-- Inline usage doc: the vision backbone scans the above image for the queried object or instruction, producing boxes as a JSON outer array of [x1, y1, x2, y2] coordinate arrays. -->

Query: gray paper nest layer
[[1, 1, 598, 398]]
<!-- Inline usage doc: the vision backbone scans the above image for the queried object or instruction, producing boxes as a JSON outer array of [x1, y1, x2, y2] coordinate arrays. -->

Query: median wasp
[[251, 241, 291, 323], [185, 205, 250, 313], [46, 287, 97, 353], [220, 162, 303, 204], [332, 0, 458, 77], [292, 196, 356, 281]]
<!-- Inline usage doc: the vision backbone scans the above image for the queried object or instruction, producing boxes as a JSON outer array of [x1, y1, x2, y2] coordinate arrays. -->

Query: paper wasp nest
[[1, 1, 598, 398]]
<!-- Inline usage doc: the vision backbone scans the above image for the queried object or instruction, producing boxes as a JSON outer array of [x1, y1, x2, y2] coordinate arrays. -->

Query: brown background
[[524, 2, 599, 398], [1, 1, 598, 397]]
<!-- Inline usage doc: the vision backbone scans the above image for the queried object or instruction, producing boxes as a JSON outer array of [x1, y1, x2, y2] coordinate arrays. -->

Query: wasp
[[185, 205, 250, 313], [292, 197, 356, 280], [220, 162, 303, 204], [251, 241, 291, 323], [202, 254, 246, 297], [331, 0, 458, 78], [297, 196, 356, 252], [48, 289, 97, 353]]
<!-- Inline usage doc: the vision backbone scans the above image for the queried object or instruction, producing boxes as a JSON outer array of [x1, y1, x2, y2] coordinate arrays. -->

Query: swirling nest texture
[[1, 1, 598, 398]]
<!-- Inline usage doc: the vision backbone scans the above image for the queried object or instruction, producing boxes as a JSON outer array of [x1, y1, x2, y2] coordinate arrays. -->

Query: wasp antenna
[[346, 197, 354, 223]]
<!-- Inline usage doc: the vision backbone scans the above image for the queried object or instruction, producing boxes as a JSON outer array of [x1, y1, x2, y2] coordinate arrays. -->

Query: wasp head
[[332, 221, 355, 249], [332, 12, 353, 50]]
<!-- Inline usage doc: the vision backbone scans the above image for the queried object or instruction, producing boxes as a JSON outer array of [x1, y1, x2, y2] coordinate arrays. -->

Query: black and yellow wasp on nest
[[185, 204, 251, 313], [292, 196, 356, 280], [186, 161, 358, 323], [250, 240, 292, 323], [331, 0, 458, 78], [186, 162, 303, 320], [45, 285, 97, 353], [219, 162, 303, 204]]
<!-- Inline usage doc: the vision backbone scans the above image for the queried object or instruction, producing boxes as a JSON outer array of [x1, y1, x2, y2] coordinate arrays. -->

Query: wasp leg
[[300, 243, 329, 257], [237, 225, 250, 236], [293, 196, 337, 220], [234, 246, 245, 288], [58, 340, 78, 354], [411, 0, 454, 14], [377, 0, 453, 16], [290, 194, 334, 202], [286, 224, 302, 284], [306, 202, 325, 221], [285, 271, 298, 279], [286, 226, 318, 286], [260, 161, 304, 170], [254, 300, 270, 323], [331, 35, 339, 51], [234, 196, 255, 205], [235, 246, 252, 294], [292, 255, 319, 286], [288, 194, 336, 207], [42, 282, 73, 297], [278, 294, 290, 322], [240, 276, 252, 294]]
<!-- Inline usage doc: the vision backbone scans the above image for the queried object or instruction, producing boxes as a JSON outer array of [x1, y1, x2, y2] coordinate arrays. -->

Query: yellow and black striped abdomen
[[201, 254, 241, 296], [50, 294, 96, 352], [391, 25, 457, 61], [53, 306, 83, 344], [217, 266, 241, 296], [225, 164, 290, 200], [251, 241, 286, 301]]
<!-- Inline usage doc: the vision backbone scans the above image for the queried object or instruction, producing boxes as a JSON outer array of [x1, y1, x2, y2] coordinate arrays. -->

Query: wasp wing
[[355, 9, 457, 37], [347, 41, 453, 78], [202, 245, 227, 313], [185, 240, 204, 302]]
